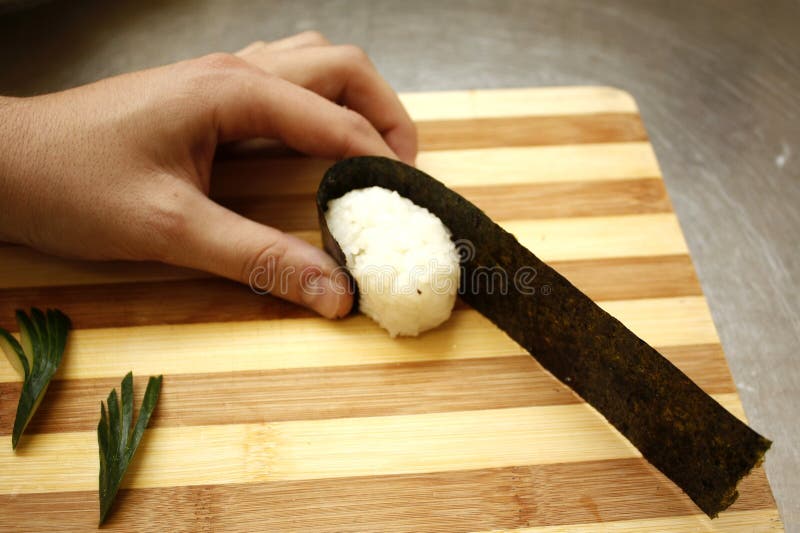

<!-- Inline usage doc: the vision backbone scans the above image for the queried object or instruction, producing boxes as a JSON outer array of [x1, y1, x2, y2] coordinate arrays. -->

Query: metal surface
[[1, 0, 797, 529]]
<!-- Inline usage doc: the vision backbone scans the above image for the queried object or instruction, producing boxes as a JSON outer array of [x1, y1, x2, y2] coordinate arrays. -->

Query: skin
[[0, 31, 417, 319]]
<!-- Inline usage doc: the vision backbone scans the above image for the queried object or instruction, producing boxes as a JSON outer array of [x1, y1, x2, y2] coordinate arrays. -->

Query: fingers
[[236, 38, 417, 164], [167, 188, 353, 319], [236, 31, 330, 55], [197, 54, 398, 161]]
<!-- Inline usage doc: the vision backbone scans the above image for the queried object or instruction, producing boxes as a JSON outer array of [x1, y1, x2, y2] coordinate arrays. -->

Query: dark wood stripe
[[217, 178, 671, 232], [210, 155, 330, 199], [0, 278, 309, 331], [0, 255, 701, 331], [0, 344, 733, 436], [0, 461, 772, 532], [417, 113, 648, 151], [218, 192, 318, 233], [553, 255, 701, 302]]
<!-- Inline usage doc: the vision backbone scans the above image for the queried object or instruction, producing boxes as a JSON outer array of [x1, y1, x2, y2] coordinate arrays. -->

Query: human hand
[[0, 31, 417, 319]]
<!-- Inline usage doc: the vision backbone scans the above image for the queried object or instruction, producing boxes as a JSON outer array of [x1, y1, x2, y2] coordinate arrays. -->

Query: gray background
[[1, 0, 797, 529]]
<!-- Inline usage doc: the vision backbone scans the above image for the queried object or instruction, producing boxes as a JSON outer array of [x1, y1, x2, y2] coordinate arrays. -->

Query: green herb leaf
[[0, 308, 71, 449], [98, 372, 162, 525]]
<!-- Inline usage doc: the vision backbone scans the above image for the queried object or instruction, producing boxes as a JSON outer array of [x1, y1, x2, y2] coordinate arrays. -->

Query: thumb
[[168, 190, 353, 319]]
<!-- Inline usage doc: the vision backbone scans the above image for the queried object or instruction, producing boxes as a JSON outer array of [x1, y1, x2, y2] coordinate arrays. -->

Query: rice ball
[[325, 186, 460, 337]]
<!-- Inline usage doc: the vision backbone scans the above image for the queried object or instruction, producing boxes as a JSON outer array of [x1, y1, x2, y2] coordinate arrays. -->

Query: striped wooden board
[[0, 87, 782, 531]]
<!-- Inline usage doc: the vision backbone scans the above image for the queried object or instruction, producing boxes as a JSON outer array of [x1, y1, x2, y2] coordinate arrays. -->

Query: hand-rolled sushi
[[316, 156, 771, 519], [324, 186, 460, 337]]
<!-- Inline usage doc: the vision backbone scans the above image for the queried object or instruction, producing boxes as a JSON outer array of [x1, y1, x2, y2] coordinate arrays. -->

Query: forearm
[[0, 92, 104, 254], [0, 95, 34, 245]]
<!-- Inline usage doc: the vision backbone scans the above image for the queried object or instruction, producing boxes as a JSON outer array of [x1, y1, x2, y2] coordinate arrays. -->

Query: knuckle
[[182, 52, 257, 99], [243, 238, 289, 288], [234, 41, 267, 58], [344, 109, 373, 134], [337, 110, 375, 158], [298, 30, 329, 45], [196, 52, 248, 71], [335, 44, 370, 65]]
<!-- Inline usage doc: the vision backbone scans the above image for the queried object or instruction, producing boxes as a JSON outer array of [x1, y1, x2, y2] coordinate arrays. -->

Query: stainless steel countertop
[[1, 0, 797, 529]]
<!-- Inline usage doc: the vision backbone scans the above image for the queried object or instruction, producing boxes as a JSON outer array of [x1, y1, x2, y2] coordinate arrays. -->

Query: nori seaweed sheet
[[317, 156, 771, 518]]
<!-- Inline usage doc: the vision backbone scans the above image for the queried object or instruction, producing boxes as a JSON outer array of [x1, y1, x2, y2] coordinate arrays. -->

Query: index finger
[[199, 55, 399, 161], [236, 44, 418, 164], [236, 31, 331, 55]]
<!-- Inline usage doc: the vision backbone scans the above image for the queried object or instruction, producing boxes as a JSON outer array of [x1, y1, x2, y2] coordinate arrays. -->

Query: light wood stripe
[[209, 143, 661, 199], [456, 179, 671, 219], [219, 178, 671, 232], [601, 296, 718, 345], [303, 214, 691, 262], [0, 213, 689, 289], [0, 297, 718, 383], [400, 87, 639, 121], [0, 463, 773, 532], [0, 394, 743, 494], [0, 255, 702, 331], [0, 344, 733, 437], [417, 114, 647, 151], [506, 213, 688, 260], [418, 142, 660, 186], [480, 509, 782, 533], [247, 215, 688, 263]]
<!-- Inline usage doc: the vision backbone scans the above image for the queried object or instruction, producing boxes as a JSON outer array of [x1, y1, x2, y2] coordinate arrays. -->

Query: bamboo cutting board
[[0, 87, 783, 532]]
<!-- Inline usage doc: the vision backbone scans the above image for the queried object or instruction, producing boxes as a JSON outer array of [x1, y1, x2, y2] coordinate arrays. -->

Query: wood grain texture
[[0, 255, 702, 331], [209, 143, 661, 200], [218, 178, 671, 232], [0, 213, 690, 289], [0, 211, 691, 293], [0, 463, 774, 532], [0, 344, 734, 437], [0, 298, 719, 383], [0, 87, 780, 530], [417, 114, 647, 150], [484, 509, 782, 533], [0, 255, 698, 332], [0, 394, 747, 494], [399, 87, 639, 120]]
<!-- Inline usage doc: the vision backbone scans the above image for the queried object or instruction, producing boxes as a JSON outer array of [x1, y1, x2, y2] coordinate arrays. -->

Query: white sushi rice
[[325, 186, 460, 337]]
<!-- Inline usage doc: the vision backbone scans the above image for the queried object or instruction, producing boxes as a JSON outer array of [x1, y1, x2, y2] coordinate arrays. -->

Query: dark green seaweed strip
[[316, 156, 771, 518]]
